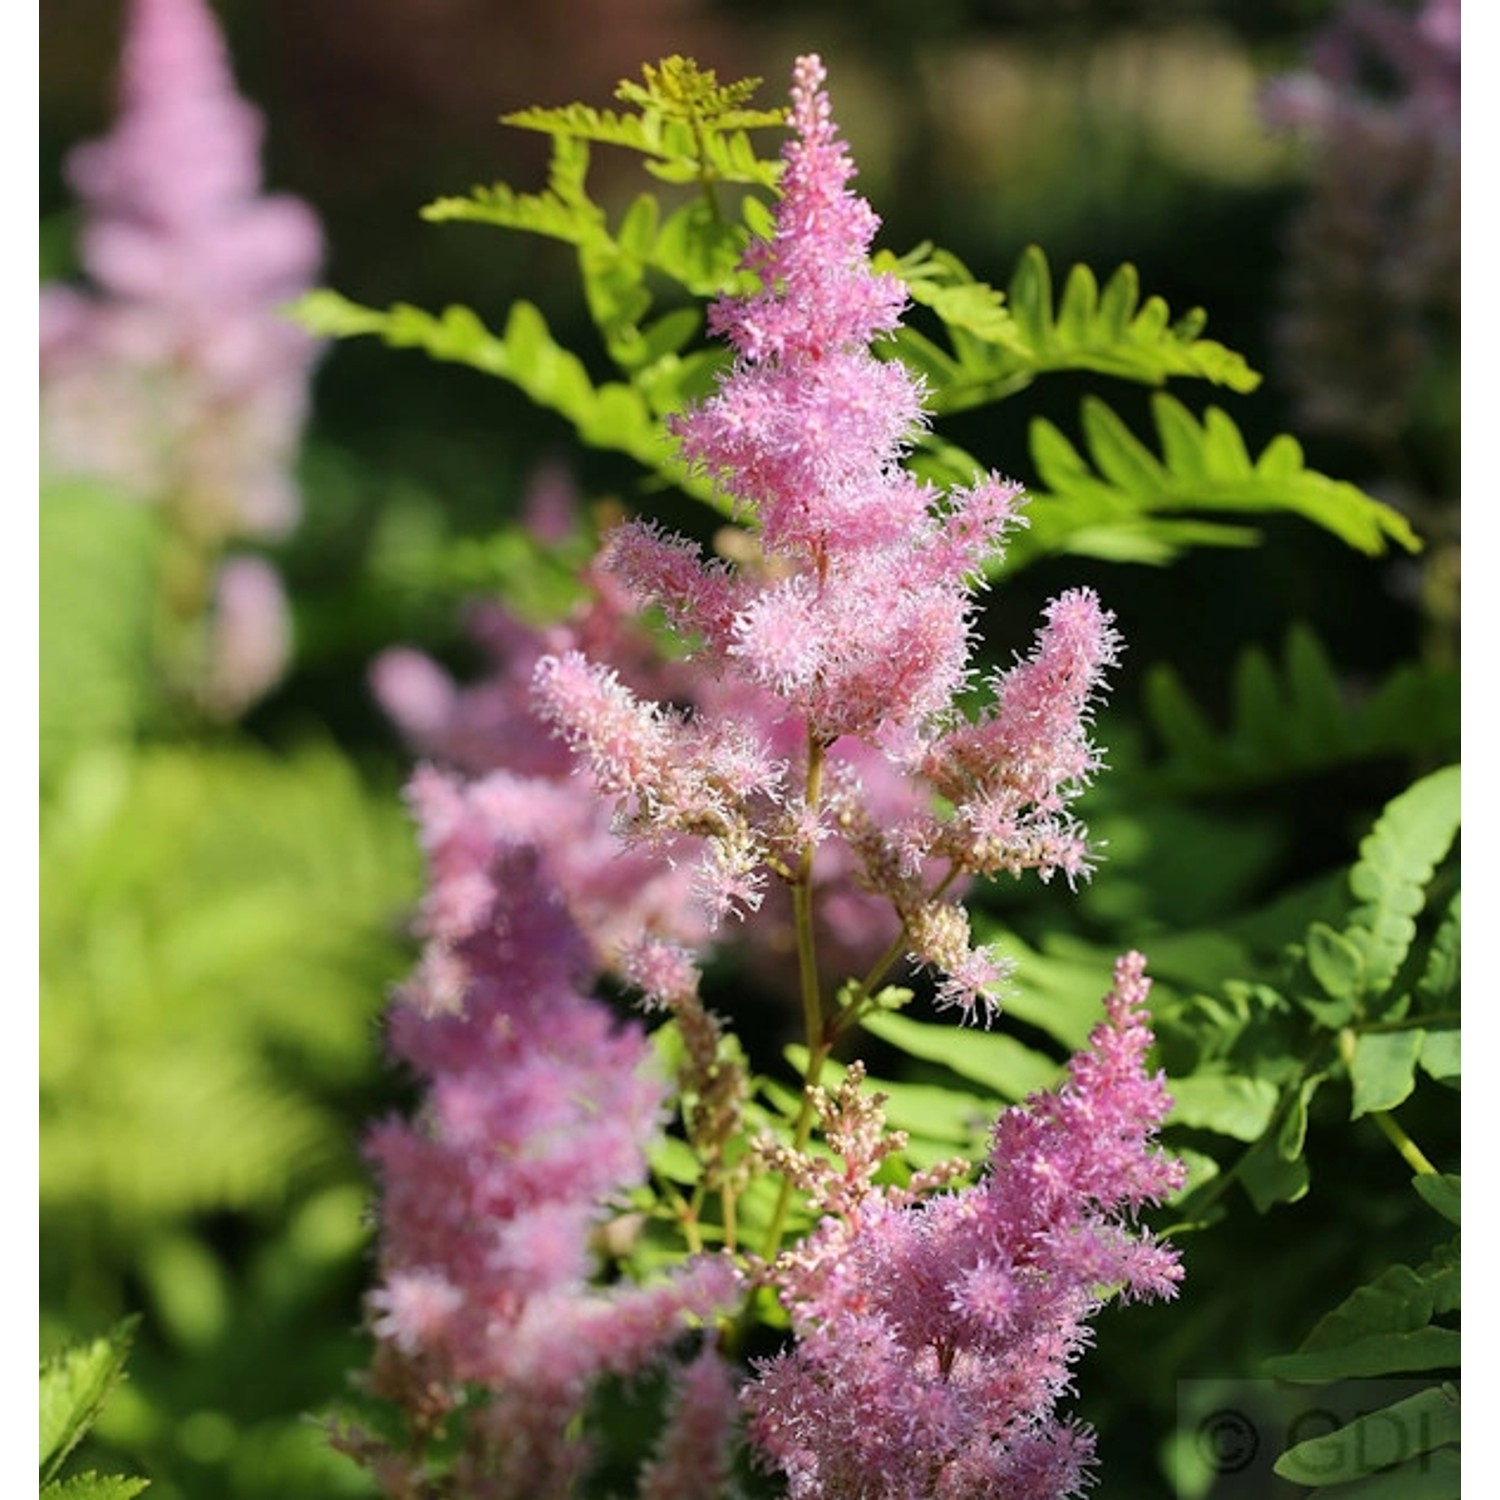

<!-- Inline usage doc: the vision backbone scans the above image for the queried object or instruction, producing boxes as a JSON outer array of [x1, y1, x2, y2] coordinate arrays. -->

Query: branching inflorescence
[[356, 53, 1182, 1500], [534, 53, 1120, 1024]]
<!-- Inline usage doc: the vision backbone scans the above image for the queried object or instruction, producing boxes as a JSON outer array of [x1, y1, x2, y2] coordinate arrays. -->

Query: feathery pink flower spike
[[352, 810, 739, 1496], [41, 0, 325, 717], [351, 54, 1184, 1498], [746, 952, 1186, 1499], [41, 0, 322, 538], [538, 54, 1122, 1018]]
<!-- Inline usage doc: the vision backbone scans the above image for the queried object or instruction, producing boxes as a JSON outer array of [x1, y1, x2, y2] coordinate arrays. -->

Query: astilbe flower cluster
[[534, 54, 1121, 1020], [40, 0, 323, 715], [343, 782, 740, 1498], [1261, 0, 1460, 447], [352, 54, 1181, 1500], [372, 472, 943, 993], [746, 953, 1185, 1499]]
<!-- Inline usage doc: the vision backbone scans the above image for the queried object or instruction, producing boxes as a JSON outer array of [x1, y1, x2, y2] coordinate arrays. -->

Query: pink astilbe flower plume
[[41, 0, 322, 537], [1260, 0, 1459, 446], [745, 953, 1185, 1499], [41, 0, 323, 716], [531, 55, 1117, 1017], [347, 797, 740, 1496]]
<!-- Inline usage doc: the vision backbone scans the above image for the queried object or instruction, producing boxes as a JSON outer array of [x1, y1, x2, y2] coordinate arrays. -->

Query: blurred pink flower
[[358, 808, 739, 1494], [200, 554, 293, 720], [41, 0, 322, 541], [1261, 0, 1460, 445]]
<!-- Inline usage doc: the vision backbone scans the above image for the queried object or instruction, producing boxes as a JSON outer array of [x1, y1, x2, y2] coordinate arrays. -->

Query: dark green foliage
[[1141, 625, 1458, 793], [1161, 765, 1458, 1219], [883, 242, 1259, 410], [1265, 1183, 1459, 1497]]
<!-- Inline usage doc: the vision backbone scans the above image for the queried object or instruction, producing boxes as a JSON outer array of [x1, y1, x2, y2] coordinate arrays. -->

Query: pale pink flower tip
[[369, 1269, 464, 1357], [201, 555, 291, 718]]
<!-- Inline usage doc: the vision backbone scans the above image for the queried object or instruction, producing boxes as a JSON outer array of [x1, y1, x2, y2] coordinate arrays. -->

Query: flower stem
[[760, 732, 829, 1260], [1370, 1109, 1439, 1175]]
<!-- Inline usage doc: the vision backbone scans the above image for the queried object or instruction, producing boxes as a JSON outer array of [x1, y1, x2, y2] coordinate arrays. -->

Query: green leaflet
[[1349, 1031, 1427, 1118], [859, 1009, 1061, 1102], [1142, 626, 1459, 794], [40, 1321, 140, 1487], [1235, 1072, 1324, 1211], [1420, 1028, 1461, 1086], [1022, 394, 1419, 567], [41, 1478, 151, 1500], [881, 243, 1259, 410], [1413, 1173, 1461, 1226], [1418, 894, 1461, 1012], [1346, 765, 1462, 1001], [1282, 1446, 1459, 1500], [1266, 1325, 1460, 1383], [1164, 1074, 1279, 1141], [1264, 1234, 1460, 1384], [1274, 1386, 1459, 1488], [292, 292, 724, 508], [507, 55, 784, 190], [1306, 922, 1367, 1009], [422, 136, 604, 245]]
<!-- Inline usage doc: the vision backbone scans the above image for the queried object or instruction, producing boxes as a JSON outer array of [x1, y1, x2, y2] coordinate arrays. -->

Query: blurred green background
[[39, 2, 1458, 1496]]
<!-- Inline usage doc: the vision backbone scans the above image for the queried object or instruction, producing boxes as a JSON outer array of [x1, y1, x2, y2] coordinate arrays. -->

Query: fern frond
[[1345, 764, 1461, 1001], [291, 291, 730, 508], [503, 56, 784, 189], [40, 740, 418, 1229], [423, 134, 602, 244], [1143, 626, 1459, 793], [881, 244, 1259, 415], [1024, 394, 1420, 562]]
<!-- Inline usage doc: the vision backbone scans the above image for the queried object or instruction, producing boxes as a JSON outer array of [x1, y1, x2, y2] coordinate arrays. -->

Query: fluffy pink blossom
[[351, 52, 1176, 1499], [40, 0, 322, 540], [535, 56, 1100, 1016], [662, 54, 1026, 742], [745, 952, 1185, 1499], [918, 585, 1122, 892], [635, 1343, 741, 1500], [361, 809, 739, 1493], [706, 54, 907, 366]]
